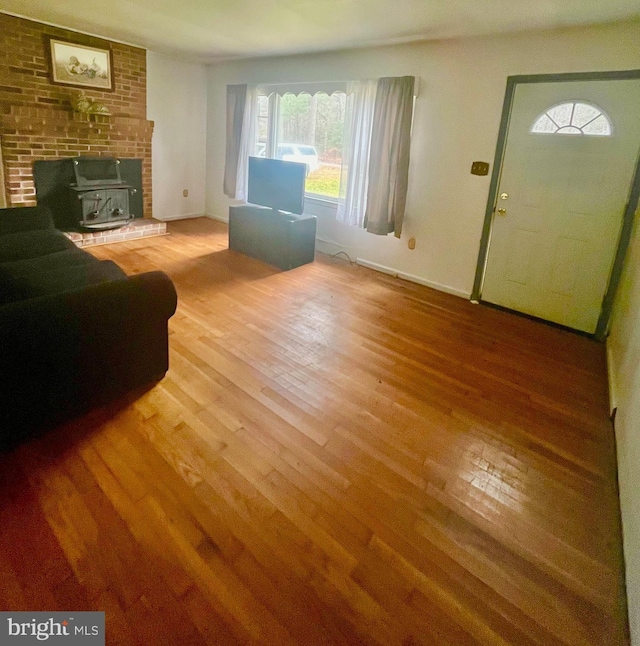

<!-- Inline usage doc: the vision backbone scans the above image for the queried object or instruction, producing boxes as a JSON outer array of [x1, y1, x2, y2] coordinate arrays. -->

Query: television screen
[[247, 157, 306, 214]]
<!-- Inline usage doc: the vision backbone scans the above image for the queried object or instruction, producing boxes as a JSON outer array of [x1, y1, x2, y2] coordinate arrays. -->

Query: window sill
[[305, 194, 338, 213]]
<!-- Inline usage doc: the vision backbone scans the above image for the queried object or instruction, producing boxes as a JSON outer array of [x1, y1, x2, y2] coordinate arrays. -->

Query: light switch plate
[[471, 161, 489, 176]]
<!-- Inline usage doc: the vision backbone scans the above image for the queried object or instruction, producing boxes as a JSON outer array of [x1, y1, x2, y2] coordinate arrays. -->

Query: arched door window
[[530, 101, 612, 136]]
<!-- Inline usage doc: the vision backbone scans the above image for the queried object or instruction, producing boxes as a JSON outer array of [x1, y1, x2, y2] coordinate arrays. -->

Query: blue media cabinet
[[228, 205, 317, 270]]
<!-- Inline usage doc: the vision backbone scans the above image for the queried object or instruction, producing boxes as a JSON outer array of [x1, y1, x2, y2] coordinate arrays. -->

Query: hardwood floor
[[0, 217, 628, 645]]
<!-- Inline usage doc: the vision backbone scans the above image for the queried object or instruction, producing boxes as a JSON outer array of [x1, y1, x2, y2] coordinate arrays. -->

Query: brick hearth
[[64, 218, 167, 248]]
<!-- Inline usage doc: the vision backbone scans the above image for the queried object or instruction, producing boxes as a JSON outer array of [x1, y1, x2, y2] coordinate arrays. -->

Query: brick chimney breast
[[0, 13, 153, 217]]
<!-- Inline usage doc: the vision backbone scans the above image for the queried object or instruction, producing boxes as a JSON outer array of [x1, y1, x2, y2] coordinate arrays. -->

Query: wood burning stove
[[69, 157, 137, 231], [33, 157, 143, 232]]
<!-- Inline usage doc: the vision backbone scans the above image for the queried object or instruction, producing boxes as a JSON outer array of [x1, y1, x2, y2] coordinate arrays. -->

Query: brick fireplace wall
[[0, 13, 153, 216]]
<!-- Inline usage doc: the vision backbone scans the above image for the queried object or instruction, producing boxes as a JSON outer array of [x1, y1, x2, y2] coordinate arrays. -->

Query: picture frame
[[47, 38, 114, 91]]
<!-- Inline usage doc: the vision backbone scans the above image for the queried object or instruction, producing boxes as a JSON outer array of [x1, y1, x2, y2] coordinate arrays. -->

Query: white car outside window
[[276, 144, 320, 174]]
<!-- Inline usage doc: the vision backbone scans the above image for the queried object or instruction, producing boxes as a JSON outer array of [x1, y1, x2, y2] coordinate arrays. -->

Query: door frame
[[471, 69, 640, 341]]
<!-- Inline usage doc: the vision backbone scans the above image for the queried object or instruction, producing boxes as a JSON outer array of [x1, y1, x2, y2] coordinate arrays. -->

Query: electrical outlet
[[183, 189, 188, 197], [408, 237, 416, 250]]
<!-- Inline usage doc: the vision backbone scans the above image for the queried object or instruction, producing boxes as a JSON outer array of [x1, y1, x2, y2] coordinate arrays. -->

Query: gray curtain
[[364, 76, 415, 237], [223, 84, 247, 198]]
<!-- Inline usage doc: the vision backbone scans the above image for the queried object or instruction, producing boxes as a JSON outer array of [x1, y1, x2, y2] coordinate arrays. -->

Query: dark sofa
[[0, 206, 177, 448]]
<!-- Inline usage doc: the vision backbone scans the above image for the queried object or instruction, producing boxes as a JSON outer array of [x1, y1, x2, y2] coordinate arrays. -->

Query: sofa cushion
[[0, 259, 127, 305], [0, 229, 77, 263], [0, 247, 99, 277], [0, 206, 54, 235]]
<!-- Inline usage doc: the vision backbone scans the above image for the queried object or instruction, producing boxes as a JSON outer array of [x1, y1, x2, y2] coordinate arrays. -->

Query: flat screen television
[[247, 156, 306, 214]]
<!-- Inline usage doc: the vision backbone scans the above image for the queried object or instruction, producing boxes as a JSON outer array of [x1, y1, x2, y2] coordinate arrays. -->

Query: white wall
[[205, 20, 640, 297], [147, 51, 207, 220], [608, 210, 640, 645]]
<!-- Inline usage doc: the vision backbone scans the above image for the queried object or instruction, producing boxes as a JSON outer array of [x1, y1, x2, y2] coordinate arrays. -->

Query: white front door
[[481, 79, 640, 334]]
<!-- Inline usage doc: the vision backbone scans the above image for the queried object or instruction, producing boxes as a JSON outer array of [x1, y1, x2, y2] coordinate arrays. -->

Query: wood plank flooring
[[0, 217, 628, 645]]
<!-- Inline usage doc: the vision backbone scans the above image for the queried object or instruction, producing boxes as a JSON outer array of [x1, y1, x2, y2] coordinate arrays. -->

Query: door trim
[[471, 69, 640, 341]]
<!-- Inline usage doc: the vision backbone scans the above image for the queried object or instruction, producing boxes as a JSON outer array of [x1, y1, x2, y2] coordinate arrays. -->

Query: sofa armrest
[[0, 206, 55, 235], [0, 271, 177, 441], [60, 269, 178, 323], [0, 270, 177, 328]]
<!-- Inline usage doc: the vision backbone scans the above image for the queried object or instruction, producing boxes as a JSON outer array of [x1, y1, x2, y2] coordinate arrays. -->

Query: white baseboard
[[155, 213, 205, 222], [606, 339, 618, 415], [355, 258, 471, 299], [205, 213, 229, 223]]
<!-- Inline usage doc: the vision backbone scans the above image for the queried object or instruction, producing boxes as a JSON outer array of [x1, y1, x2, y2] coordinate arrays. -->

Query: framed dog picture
[[47, 38, 114, 91]]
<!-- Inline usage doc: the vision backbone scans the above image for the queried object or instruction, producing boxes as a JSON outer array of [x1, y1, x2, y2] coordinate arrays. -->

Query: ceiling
[[2, 0, 640, 62]]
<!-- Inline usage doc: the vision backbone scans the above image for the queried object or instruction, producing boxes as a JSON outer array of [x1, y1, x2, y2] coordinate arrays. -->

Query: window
[[530, 101, 612, 136], [226, 78, 415, 235], [256, 86, 347, 200]]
